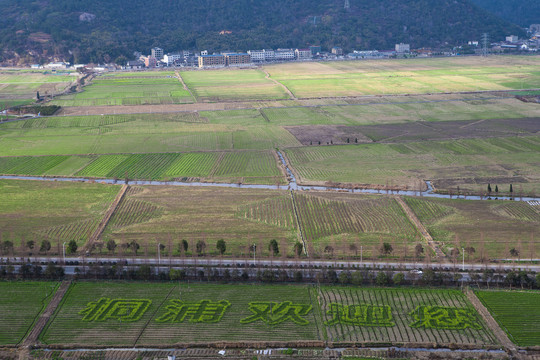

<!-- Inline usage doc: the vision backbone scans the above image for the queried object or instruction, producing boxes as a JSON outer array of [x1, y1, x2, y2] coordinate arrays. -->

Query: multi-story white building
[[395, 43, 410, 53], [151, 47, 164, 60], [295, 48, 312, 60], [247, 50, 266, 62], [163, 53, 183, 65], [275, 48, 295, 61], [263, 49, 275, 61], [506, 35, 519, 43]]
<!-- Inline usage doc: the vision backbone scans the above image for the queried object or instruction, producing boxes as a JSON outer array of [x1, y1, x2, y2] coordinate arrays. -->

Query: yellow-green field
[[265, 56, 540, 98]]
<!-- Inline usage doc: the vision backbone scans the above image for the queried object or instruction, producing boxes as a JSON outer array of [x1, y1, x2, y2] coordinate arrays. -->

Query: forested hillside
[[470, 0, 539, 27], [0, 0, 524, 64]]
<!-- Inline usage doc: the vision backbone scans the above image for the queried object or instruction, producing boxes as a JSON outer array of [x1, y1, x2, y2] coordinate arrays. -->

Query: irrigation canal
[[1, 150, 539, 203]]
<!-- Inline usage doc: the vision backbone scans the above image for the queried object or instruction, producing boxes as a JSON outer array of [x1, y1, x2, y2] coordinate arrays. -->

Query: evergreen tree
[[487, 184, 492, 193], [509, 184, 513, 193], [495, 185, 499, 193]]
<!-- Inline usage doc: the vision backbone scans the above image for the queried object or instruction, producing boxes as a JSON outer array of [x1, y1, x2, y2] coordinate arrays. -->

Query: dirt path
[[175, 71, 197, 102], [22, 280, 71, 347], [83, 184, 128, 253], [465, 289, 516, 353], [394, 196, 447, 260], [262, 69, 297, 100]]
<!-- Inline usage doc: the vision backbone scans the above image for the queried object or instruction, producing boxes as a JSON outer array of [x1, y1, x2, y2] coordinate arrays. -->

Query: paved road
[[3, 256, 538, 272]]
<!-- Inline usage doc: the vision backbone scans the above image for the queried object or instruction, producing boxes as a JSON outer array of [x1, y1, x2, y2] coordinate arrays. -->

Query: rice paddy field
[[404, 197, 540, 259], [0, 281, 59, 345], [0, 180, 119, 249], [265, 56, 540, 98], [39, 282, 496, 347], [180, 69, 290, 101], [476, 290, 540, 347], [50, 73, 193, 106]]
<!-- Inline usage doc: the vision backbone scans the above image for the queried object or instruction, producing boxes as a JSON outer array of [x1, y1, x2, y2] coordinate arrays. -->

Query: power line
[[481, 33, 489, 57]]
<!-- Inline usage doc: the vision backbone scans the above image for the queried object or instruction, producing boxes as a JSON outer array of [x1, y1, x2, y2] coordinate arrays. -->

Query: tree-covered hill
[[0, 0, 524, 64], [470, 0, 539, 28]]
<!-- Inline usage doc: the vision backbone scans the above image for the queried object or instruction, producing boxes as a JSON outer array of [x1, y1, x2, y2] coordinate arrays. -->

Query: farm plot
[[0, 71, 75, 103], [318, 287, 496, 346], [211, 151, 285, 184], [38, 282, 498, 347], [265, 56, 540, 98], [181, 69, 289, 101], [475, 290, 540, 347], [284, 136, 540, 195], [292, 193, 420, 257], [0, 282, 59, 346], [99, 186, 298, 257], [403, 196, 539, 260], [0, 180, 119, 250], [0, 113, 298, 155], [50, 75, 193, 106]]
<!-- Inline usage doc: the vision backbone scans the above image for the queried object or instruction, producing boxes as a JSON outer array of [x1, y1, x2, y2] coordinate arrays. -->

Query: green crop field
[[285, 136, 540, 195], [0, 180, 119, 249], [50, 74, 193, 106], [404, 197, 540, 259], [0, 281, 59, 345], [0, 150, 285, 184], [38, 282, 495, 347], [476, 290, 540, 347], [181, 69, 290, 101], [265, 56, 540, 98]]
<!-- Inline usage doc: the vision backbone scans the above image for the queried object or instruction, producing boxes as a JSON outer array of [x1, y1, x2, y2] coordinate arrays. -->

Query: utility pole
[[62, 242, 66, 264], [481, 33, 489, 57], [462, 247, 465, 271], [158, 243, 161, 266]]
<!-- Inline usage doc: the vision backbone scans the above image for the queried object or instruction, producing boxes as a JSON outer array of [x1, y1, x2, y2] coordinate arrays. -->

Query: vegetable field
[[0, 282, 59, 345], [476, 291, 540, 347], [0, 150, 285, 184], [37, 282, 497, 347]]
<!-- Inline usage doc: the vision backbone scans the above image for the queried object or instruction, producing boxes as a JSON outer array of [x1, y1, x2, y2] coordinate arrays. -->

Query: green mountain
[[470, 0, 539, 27], [0, 0, 525, 64]]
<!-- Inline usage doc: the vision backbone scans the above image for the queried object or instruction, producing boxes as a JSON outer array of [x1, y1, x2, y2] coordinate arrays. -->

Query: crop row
[[37, 218, 100, 244], [404, 197, 455, 224], [493, 202, 540, 222], [237, 196, 296, 230], [476, 291, 540, 347], [108, 198, 161, 229], [165, 153, 219, 178], [0, 156, 70, 176], [319, 287, 494, 345], [293, 194, 418, 241]]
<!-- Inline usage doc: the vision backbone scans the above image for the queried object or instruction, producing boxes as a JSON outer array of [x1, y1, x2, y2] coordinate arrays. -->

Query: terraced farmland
[[0, 282, 59, 345], [476, 290, 540, 347]]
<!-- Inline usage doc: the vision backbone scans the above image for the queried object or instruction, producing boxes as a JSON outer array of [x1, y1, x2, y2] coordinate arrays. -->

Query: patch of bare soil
[[284, 125, 372, 145], [357, 117, 540, 143]]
